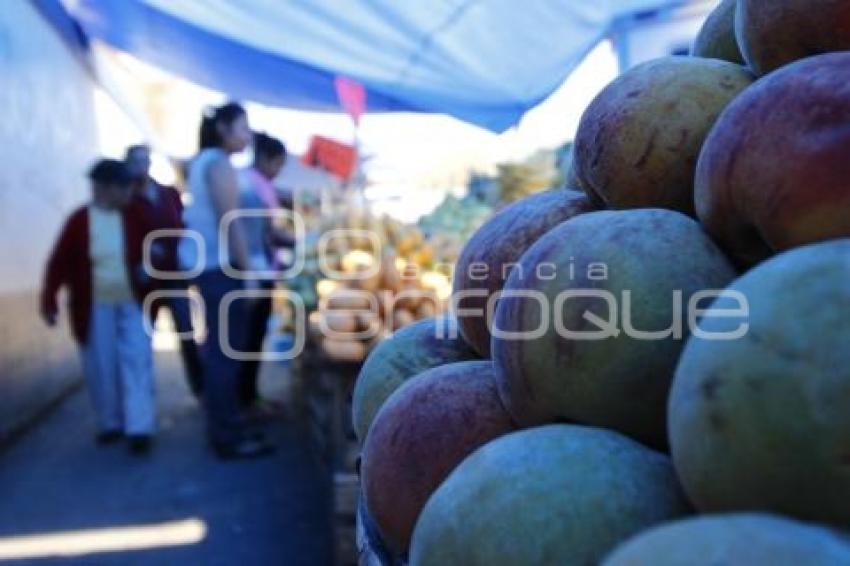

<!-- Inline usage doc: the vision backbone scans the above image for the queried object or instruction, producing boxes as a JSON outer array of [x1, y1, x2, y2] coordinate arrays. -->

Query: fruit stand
[[346, 2, 850, 565], [13, 1, 850, 565], [266, 2, 850, 563]]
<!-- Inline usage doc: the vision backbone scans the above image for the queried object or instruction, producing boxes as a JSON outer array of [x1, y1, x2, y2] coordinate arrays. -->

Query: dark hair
[[125, 144, 150, 159], [199, 102, 246, 150], [88, 159, 133, 186], [254, 132, 287, 161]]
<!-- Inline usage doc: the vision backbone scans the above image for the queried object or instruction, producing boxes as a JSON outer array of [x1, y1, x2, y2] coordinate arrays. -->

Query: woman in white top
[[180, 102, 273, 459]]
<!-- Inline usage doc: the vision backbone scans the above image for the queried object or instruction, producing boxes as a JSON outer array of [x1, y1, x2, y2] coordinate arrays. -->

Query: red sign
[[301, 136, 358, 181]]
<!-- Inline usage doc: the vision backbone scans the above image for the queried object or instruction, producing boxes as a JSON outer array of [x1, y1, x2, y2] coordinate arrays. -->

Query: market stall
[[28, 1, 850, 565]]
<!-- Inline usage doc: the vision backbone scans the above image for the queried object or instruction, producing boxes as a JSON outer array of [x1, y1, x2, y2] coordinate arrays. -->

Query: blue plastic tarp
[[60, 0, 682, 132]]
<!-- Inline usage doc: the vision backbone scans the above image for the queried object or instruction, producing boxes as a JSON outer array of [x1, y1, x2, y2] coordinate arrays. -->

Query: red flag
[[334, 76, 366, 125]]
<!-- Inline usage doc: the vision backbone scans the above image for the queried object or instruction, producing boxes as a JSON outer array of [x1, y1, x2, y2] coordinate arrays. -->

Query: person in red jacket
[[125, 144, 203, 398], [40, 159, 157, 455]]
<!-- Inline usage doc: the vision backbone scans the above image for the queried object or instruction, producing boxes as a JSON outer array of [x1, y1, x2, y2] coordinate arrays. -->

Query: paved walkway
[[0, 350, 333, 566]]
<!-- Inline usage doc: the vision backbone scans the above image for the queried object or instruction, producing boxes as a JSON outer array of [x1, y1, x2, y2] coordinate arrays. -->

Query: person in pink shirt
[[237, 133, 294, 413]]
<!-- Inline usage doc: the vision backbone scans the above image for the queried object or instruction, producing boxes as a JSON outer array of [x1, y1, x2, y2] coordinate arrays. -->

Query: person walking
[[179, 102, 274, 459], [41, 159, 157, 455], [125, 144, 204, 398], [236, 132, 294, 413]]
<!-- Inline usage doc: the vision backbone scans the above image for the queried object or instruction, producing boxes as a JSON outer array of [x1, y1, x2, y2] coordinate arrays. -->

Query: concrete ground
[[0, 348, 333, 566]]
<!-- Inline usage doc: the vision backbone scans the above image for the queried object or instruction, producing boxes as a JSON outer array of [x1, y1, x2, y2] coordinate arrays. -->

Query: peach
[[361, 361, 515, 553], [453, 190, 594, 357], [695, 52, 850, 268], [736, 0, 850, 76], [692, 0, 745, 65], [574, 57, 752, 215]]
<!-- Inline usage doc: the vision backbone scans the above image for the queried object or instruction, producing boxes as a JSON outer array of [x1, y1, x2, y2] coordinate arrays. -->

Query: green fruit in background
[[669, 240, 850, 526], [409, 425, 691, 566], [493, 209, 736, 448], [361, 361, 515, 554], [574, 56, 752, 216], [453, 190, 594, 358], [691, 0, 745, 65], [603, 514, 850, 566], [351, 315, 478, 444]]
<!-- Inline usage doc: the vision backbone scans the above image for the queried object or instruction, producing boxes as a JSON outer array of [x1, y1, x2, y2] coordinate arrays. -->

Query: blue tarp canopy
[[55, 0, 683, 132]]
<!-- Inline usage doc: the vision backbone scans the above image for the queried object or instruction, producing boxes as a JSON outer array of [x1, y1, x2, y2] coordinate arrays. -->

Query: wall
[[0, 0, 100, 443]]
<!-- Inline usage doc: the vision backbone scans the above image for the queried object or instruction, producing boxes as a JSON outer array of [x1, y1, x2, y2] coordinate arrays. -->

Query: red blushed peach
[[453, 190, 594, 358], [695, 52, 850, 268], [736, 0, 850, 76], [360, 361, 516, 554], [351, 315, 478, 444]]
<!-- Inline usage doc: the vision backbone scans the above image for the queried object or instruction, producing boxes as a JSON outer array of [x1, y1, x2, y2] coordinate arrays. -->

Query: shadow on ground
[[0, 350, 333, 566]]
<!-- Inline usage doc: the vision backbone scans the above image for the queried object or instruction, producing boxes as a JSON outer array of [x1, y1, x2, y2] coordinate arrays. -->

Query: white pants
[[81, 302, 155, 435]]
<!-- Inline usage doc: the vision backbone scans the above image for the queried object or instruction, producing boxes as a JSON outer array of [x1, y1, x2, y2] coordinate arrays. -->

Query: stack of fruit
[[308, 248, 453, 363], [352, 1, 850, 563], [281, 182, 497, 360], [282, 195, 458, 336]]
